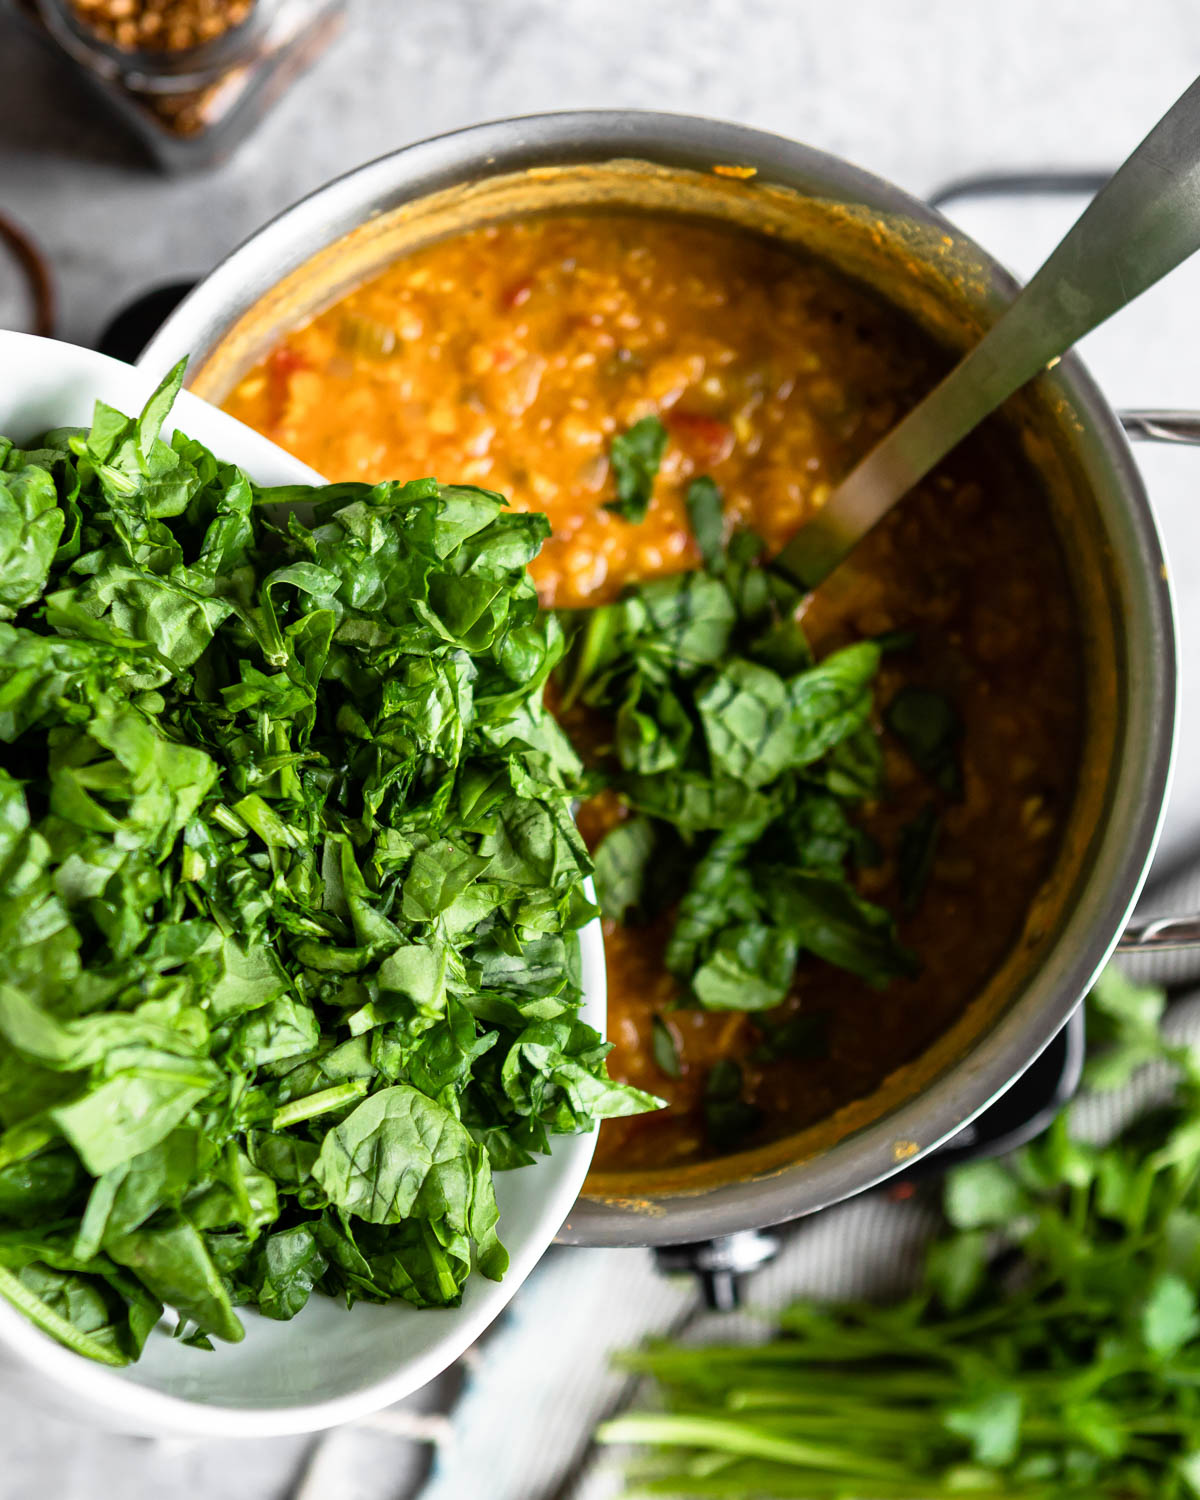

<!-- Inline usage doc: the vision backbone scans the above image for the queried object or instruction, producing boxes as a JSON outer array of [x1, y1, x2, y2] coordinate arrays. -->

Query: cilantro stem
[[598, 1414, 909, 1479]]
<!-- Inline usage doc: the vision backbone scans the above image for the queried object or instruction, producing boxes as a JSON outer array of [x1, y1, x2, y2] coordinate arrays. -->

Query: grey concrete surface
[[1, 4, 1199, 1497]]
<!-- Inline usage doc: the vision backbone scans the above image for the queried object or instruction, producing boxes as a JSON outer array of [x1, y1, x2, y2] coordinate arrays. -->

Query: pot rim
[[138, 109, 1179, 1247]]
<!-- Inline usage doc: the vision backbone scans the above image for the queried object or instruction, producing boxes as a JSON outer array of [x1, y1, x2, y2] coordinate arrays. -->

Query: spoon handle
[[776, 74, 1200, 590]]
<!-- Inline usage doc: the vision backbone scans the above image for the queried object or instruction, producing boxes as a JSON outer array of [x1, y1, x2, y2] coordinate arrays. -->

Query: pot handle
[[1120, 410, 1200, 444], [1117, 915, 1200, 954], [1111, 410, 1200, 953]]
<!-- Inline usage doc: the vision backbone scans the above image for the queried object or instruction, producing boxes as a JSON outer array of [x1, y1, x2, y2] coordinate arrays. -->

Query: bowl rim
[[138, 108, 1179, 1247]]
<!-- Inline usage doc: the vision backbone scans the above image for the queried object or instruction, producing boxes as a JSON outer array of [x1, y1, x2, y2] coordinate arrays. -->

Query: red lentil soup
[[225, 214, 1082, 1172]]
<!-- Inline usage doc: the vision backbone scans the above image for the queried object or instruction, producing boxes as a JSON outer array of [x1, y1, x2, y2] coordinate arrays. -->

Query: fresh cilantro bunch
[[558, 490, 917, 1016], [0, 365, 655, 1365], [602, 971, 1200, 1499]]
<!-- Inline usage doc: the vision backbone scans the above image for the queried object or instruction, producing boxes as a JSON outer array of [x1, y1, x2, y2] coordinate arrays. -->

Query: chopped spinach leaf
[[752, 1010, 829, 1063], [692, 924, 800, 1012], [697, 658, 799, 788], [898, 802, 941, 914], [665, 820, 766, 984], [616, 681, 693, 775], [885, 685, 964, 798], [763, 870, 917, 987], [650, 1016, 682, 1079], [821, 722, 885, 801], [604, 415, 668, 523], [873, 627, 918, 654], [592, 817, 657, 924], [684, 475, 725, 570], [703, 1059, 763, 1153]]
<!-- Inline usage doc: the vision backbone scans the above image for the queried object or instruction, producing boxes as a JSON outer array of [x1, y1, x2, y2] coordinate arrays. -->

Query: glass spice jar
[[32, 0, 345, 171]]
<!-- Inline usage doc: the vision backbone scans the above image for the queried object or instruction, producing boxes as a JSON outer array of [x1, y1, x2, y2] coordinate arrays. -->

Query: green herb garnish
[[605, 415, 668, 522], [0, 366, 658, 1364]]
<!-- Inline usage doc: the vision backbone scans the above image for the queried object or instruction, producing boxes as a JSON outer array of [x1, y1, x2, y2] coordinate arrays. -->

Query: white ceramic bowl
[[0, 330, 605, 1437]]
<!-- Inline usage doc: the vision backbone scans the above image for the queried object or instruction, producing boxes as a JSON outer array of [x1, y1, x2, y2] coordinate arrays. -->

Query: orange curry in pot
[[225, 214, 1082, 1172]]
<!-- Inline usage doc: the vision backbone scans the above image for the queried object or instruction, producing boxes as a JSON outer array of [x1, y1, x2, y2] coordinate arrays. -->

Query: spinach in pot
[[556, 477, 958, 1155], [558, 491, 918, 1022]]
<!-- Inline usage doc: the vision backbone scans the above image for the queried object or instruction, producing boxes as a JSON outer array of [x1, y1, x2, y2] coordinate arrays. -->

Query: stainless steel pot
[[139, 110, 1183, 1250]]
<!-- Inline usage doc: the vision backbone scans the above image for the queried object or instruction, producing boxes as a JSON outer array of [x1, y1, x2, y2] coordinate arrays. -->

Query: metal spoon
[[774, 73, 1200, 591]]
